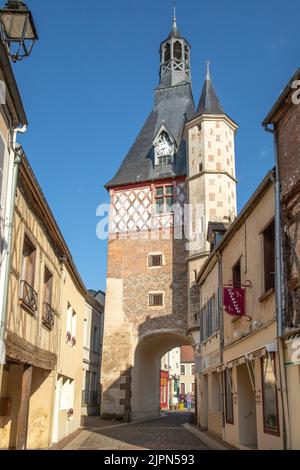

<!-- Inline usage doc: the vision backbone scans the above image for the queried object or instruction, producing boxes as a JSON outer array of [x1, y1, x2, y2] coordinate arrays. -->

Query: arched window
[[174, 41, 182, 60], [164, 43, 171, 62], [184, 45, 189, 62]]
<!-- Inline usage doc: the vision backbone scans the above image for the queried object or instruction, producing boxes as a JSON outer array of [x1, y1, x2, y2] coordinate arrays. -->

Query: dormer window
[[154, 127, 175, 166]]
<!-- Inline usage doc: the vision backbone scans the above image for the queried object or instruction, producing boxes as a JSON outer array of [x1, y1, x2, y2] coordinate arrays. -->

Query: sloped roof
[[106, 83, 195, 189]]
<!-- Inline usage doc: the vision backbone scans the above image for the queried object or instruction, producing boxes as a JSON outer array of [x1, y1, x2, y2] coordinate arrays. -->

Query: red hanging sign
[[223, 286, 246, 317]]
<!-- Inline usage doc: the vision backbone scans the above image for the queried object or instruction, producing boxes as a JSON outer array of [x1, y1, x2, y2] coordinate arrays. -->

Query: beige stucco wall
[[53, 266, 85, 442]]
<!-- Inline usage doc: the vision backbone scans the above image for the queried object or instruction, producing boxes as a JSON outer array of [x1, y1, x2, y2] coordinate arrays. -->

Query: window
[[43, 266, 53, 306], [232, 259, 241, 288], [184, 45, 189, 62], [180, 383, 186, 395], [149, 293, 163, 307], [263, 220, 275, 293], [155, 185, 174, 214], [148, 254, 163, 267], [42, 266, 55, 329], [21, 234, 36, 287], [225, 369, 234, 424], [20, 234, 38, 313], [191, 365, 195, 375], [199, 163, 203, 173], [164, 43, 171, 62], [93, 326, 99, 352], [262, 353, 279, 435], [66, 303, 77, 341], [83, 318, 88, 348], [191, 383, 195, 394], [181, 365, 185, 375], [174, 41, 182, 60], [59, 376, 74, 411]]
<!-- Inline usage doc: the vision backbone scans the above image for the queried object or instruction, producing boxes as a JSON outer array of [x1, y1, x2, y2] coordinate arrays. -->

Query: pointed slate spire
[[196, 61, 224, 115], [169, 2, 180, 37]]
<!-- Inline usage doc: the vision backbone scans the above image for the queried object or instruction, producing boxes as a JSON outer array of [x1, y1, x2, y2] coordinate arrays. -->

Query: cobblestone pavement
[[70, 413, 212, 450]]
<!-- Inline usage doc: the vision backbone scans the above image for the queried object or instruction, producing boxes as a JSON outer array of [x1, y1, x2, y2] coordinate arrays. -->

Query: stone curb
[[183, 424, 229, 451]]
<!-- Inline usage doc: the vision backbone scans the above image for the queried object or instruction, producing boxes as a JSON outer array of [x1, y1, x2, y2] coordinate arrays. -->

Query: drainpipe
[[264, 124, 291, 450], [0, 125, 27, 371], [216, 251, 225, 440]]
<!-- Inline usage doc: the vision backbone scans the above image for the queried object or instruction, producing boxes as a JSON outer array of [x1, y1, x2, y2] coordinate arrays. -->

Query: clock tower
[[100, 10, 238, 422]]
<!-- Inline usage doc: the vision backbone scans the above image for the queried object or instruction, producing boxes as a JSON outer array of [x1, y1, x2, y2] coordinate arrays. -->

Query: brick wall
[[277, 102, 300, 327]]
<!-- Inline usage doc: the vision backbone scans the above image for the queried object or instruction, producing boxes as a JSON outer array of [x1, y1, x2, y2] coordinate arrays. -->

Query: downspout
[[264, 124, 291, 450], [216, 251, 225, 440], [0, 125, 27, 366]]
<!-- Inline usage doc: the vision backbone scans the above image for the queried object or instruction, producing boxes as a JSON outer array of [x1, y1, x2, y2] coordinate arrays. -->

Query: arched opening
[[164, 43, 171, 62], [174, 41, 182, 61], [131, 332, 193, 421], [184, 45, 189, 63]]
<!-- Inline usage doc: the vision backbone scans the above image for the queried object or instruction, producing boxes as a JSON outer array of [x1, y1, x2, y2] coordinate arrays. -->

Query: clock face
[[156, 134, 172, 156]]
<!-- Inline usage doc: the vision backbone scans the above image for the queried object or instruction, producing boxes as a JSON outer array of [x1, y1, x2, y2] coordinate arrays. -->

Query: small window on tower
[[149, 293, 164, 307], [148, 254, 163, 268], [164, 43, 171, 62], [174, 41, 182, 60], [184, 45, 189, 62], [155, 185, 174, 214]]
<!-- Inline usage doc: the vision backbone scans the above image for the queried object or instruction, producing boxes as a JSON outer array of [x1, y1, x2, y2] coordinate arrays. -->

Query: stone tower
[[101, 13, 238, 422], [185, 62, 238, 334], [101, 13, 194, 421]]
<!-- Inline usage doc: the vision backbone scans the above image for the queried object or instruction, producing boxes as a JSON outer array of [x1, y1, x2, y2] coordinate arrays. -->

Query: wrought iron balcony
[[42, 302, 55, 330], [20, 280, 38, 314], [82, 390, 99, 405]]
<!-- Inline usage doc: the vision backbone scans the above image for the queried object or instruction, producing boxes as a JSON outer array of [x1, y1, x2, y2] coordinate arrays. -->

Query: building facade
[[160, 347, 180, 410], [82, 290, 105, 416], [263, 68, 300, 450], [101, 13, 238, 423], [197, 171, 288, 450], [0, 152, 101, 449], [180, 346, 195, 400]]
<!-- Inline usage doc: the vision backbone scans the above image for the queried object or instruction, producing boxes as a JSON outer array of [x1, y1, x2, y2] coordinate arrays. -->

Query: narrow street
[[63, 413, 212, 451]]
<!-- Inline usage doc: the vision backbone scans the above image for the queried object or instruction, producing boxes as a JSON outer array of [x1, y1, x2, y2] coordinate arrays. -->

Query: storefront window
[[262, 353, 279, 435], [225, 369, 234, 424]]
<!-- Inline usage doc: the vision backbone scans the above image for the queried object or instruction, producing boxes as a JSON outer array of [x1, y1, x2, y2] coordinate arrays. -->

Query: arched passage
[[131, 331, 192, 421]]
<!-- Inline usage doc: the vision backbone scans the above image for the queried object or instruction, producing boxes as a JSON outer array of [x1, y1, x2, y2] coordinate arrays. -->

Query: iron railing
[[42, 302, 55, 330], [82, 390, 99, 405], [20, 280, 38, 314]]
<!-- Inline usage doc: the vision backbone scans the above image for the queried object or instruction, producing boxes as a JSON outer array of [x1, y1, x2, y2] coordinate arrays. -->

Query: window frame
[[261, 353, 280, 436], [148, 253, 163, 268], [224, 369, 234, 425], [262, 219, 275, 295], [181, 364, 185, 376], [21, 232, 37, 288], [149, 292, 164, 308], [154, 184, 174, 215]]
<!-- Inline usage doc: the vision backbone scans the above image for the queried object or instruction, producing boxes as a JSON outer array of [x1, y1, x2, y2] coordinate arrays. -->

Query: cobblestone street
[[64, 413, 212, 451]]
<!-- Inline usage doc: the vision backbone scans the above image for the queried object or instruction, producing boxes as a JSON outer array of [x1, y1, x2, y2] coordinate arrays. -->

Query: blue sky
[[13, 0, 300, 291]]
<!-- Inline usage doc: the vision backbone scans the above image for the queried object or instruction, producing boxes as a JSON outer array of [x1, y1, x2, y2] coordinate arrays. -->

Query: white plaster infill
[[183, 424, 231, 451]]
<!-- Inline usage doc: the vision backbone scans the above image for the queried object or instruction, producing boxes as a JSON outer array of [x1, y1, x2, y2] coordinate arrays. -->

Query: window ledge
[[259, 288, 275, 303]]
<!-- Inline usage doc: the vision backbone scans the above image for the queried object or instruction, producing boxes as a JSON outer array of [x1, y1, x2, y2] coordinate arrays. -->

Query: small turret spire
[[172, 2, 177, 32], [206, 60, 211, 81]]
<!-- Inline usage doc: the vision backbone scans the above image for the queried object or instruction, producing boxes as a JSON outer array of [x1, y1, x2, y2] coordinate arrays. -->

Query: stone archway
[[131, 330, 191, 421]]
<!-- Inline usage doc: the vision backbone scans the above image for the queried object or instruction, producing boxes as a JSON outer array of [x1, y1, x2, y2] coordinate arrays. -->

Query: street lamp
[[0, 0, 38, 62]]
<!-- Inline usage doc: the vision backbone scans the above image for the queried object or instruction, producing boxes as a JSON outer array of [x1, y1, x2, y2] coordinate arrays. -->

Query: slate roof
[[106, 83, 195, 189], [196, 75, 224, 116]]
